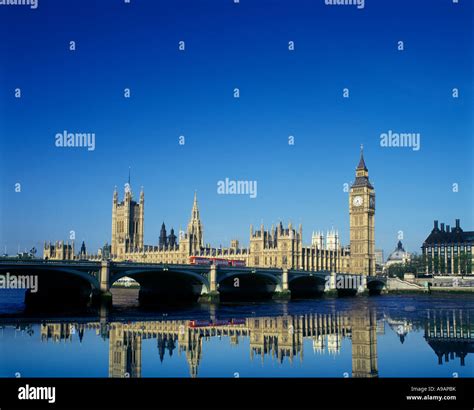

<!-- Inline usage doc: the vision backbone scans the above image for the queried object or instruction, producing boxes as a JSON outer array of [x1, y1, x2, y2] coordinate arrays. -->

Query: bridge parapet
[[0, 260, 388, 304]]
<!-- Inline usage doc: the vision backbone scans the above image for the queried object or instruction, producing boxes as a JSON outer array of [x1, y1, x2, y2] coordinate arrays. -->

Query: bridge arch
[[217, 270, 280, 301], [0, 265, 100, 306], [111, 268, 210, 304], [0, 265, 100, 288], [288, 274, 326, 298], [367, 278, 386, 295]]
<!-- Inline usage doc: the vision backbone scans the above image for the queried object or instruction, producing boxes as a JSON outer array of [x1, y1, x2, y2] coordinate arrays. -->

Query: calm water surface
[[0, 289, 472, 378]]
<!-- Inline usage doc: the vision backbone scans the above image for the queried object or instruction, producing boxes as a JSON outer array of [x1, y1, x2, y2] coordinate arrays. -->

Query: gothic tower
[[326, 228, 339, 251], [351, 309, 378, 378], [159, 222, 168, 248], [349, 147, 375, 276], [187, 192, 203, 253], [111, 185, 145, 256], [108, 325, 142, 378]]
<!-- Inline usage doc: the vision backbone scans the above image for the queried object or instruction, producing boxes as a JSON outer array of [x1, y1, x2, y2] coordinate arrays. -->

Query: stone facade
[[43, 240, 75, 260], [40, 311, 378, 379], [43, 150, 376, 275], [422, 219, 473, 275], [349, 147, 376, 276], [111, 185, 144, 256]]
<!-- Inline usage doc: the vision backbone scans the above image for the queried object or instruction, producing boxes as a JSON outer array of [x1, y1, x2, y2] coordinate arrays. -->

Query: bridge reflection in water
[[38, 310, 381, 378], [34, 307, 474, 378]]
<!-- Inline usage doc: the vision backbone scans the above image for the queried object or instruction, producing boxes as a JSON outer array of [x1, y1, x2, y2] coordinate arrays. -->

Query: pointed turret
[[191, 191, 199, 220], [168, 228, 177, 248], [80, 241, 86, 255], [352, 144, 373, 188], [187, 191, 203, 252], [159, 222, 168, 248], [357, 144, 368, 171]]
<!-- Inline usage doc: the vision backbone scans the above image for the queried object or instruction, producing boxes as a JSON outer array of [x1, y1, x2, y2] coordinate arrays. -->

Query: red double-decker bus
[[189, 256, 246, 267], [189, 256, 213, 266], [188, 320, 211, 328], [231, 318, 246, 325], [188, 319, 245, 328]]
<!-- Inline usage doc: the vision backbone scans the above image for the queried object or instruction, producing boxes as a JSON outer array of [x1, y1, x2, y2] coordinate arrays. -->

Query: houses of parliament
[[44, 149, 376, 276]]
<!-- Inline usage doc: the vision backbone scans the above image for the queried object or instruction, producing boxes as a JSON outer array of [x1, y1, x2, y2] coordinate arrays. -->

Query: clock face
[[369, 196, 375, 208], [353, 196, 363, 207]]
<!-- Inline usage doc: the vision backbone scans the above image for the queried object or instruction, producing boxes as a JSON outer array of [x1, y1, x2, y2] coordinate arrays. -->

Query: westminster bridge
[[0, 259, 386, 305]]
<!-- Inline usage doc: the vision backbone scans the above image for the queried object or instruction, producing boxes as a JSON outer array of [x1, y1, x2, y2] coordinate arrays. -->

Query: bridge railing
[[0, 258, 101, 265]]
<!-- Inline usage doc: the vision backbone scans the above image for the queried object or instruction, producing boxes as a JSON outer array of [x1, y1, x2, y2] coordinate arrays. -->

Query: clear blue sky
[[0, 0, 472, 258]]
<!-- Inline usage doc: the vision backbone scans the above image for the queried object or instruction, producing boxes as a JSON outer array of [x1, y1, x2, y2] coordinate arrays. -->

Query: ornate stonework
[[349, 147, 376, 276], [44, 150, 375, 275]]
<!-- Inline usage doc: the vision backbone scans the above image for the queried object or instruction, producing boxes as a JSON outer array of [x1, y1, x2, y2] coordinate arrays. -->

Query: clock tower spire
[[349, 146, 376, 276]]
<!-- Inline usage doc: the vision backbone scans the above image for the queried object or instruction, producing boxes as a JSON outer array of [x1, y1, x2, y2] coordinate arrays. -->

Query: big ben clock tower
[[349, 146, 375, 276]]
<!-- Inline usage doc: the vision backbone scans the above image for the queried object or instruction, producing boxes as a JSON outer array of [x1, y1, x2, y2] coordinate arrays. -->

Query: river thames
[[0, 290, 472, 379]]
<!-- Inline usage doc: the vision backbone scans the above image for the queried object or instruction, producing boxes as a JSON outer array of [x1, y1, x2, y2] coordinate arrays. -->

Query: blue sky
[[0, 0, 472, 258]]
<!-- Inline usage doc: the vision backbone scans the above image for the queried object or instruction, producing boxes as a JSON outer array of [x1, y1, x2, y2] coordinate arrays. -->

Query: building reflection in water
[[35, 308, 473, 378], [425, 309, 473, 367], [351, 310, 378, 378], [385, 315, 413, 344]]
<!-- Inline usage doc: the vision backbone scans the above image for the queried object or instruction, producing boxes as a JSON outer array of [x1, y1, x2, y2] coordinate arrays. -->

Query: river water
[[0, 289, 472, 378]]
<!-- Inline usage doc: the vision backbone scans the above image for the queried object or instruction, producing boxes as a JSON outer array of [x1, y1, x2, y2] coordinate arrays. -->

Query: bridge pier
[[323, 272, 338, 296], [367, 275, 386, 295], [198, 264, 220, 303], [100, 260, 110, 292], [209, 303, 217, 322], [92, 260, 113, 306], [273, 268, 291, 300], [334, 272, 360, 297], [357, 275, 368, 295]]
